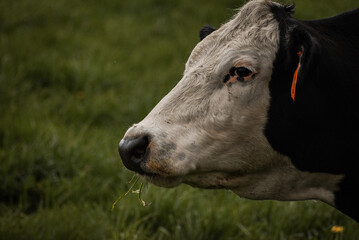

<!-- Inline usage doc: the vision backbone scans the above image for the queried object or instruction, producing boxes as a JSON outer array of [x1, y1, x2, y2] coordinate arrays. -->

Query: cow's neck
[[266, 11, 359, 221], [232, 151, 359, 221], [231, 153, 343, 206]]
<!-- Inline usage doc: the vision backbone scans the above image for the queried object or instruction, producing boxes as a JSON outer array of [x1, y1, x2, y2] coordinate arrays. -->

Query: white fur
[[122, 0, 343, 206]]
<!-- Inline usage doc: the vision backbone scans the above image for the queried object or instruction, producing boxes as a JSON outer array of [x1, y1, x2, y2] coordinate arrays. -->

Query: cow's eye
[[236, 67, 252, 77], [223, 66, 255, 84]]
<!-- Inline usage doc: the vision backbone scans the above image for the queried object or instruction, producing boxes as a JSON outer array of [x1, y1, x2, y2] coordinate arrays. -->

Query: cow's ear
[[199, 25, 216, 41], [288, 26, 320, 101]]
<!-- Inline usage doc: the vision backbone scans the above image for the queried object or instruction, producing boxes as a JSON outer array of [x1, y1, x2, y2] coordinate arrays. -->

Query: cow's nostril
[[131, 136, 149, 158], [118, 135, 150, 173]]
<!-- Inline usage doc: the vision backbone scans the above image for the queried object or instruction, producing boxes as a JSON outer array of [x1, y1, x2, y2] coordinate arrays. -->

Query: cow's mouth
[[138, 171, 183, 188], [133, 163, 245, 190], [119, 134, 244, 189], [119, 134, 182, 181]]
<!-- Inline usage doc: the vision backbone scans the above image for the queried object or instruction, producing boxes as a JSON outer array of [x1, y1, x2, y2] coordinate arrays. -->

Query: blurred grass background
[[1, 0, 358, 239]]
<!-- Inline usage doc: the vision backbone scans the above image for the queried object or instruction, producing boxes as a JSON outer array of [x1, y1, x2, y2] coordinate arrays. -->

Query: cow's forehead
[[186, 0, 280, 71]]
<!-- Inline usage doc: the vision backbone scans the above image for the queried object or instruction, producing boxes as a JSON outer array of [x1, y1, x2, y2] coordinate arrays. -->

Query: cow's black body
[[266, 6, 359, 220]]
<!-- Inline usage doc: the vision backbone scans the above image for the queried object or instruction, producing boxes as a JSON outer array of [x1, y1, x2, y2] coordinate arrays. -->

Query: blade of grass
[[138, 182, 151, 207], [112, 176, 139, 210]]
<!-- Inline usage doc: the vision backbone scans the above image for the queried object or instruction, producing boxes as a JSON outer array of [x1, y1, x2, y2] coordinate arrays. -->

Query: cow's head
[[119, 0, 340, 202]]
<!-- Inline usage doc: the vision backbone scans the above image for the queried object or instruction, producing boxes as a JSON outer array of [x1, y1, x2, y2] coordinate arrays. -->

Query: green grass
[[1, 0, 358, 239]]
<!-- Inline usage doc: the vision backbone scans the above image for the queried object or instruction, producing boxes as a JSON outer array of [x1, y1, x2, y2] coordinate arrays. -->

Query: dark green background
[[1, 0, 358, 239]]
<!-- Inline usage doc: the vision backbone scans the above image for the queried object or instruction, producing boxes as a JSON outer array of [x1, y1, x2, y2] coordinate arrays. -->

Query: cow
[[118, 0, 359, 221]]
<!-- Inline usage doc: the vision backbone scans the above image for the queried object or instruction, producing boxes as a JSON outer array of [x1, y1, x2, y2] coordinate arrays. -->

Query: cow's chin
[[140, 173, 183, 188], [139, 169, 242, 190]]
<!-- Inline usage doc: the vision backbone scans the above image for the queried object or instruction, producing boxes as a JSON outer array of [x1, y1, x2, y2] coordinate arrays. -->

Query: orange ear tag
[[291, 51, 303, 102]]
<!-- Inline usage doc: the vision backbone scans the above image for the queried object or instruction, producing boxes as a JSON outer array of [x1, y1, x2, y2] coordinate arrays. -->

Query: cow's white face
[[119, 0, 342, 204], [122, 0, 280, 187]]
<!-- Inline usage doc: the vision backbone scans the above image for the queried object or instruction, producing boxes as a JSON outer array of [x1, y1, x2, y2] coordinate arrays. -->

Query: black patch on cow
[[223, 74, 230, 83], [270, 3, 295, 21], [177, 152, 186, 161], [267, 5, 359, 221], [156, 142, 177, 163], [199, 25, 216, 41]]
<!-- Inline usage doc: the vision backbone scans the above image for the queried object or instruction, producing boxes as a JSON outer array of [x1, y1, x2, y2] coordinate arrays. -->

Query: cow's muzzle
[[118, 135, 150, 174]]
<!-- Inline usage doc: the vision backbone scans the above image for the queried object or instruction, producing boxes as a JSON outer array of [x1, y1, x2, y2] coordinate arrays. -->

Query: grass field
[[1, 0, 358, 239]]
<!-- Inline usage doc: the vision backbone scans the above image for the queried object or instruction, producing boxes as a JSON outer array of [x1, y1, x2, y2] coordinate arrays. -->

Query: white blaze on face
[[125, 0, 280, 184], [122, 0, 342, 206]]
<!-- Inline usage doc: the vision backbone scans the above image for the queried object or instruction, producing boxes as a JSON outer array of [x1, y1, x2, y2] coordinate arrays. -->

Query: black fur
[[267, 4, 359, 221], [223, 74, 230, 83], [199, 25, 216, 41], [229, 66, 236, 76]]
